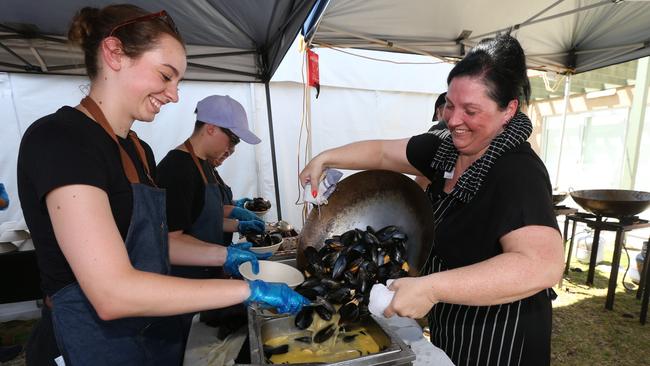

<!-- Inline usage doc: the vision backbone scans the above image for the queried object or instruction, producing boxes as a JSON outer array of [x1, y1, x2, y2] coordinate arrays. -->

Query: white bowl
[[238, 260, 304, 288], [251, 209, 269, 218], [249, 239, 283, 256]]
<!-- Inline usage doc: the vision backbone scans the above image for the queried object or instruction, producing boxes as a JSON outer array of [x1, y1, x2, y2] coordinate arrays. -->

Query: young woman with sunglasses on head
[[17, 5, 307, 365]]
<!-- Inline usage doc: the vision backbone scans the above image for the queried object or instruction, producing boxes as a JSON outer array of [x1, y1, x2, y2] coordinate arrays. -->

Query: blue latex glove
[[229, 206, 263, 222], [238, 220, 265, 234], [246, 280, 310, 314], [224, 246, 272, 277], [233, 197, 252, 208], [0, 183, 8, 210]]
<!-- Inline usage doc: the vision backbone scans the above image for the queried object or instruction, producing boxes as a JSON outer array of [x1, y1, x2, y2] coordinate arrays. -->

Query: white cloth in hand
[[303, 169, 343, 205], [368, 279, 395, 318]]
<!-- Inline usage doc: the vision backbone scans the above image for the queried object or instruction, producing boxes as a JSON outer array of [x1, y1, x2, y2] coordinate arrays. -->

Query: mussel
[[313, 324, 335, 343], [294, 307, 313, 330], [263, 344, 289, 358]]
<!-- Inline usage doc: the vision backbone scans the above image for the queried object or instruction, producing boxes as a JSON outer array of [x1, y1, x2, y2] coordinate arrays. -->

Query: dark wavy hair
[[447, 34, 530, 110]]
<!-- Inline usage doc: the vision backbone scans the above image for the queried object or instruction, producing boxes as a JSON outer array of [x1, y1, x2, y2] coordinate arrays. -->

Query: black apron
[[47, 97, 183, 365]]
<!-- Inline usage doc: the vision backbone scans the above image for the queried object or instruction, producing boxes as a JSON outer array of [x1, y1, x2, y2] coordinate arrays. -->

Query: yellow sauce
[[265, 328, 381, 364], [264, 312, 381, 364]]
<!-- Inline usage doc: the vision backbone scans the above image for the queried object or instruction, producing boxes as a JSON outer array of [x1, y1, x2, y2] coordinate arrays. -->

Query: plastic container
[[635, 241, 648, 284], [574, 230, 605, 264]]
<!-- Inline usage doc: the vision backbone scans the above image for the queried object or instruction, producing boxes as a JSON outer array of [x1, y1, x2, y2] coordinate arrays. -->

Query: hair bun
[[67, 7, 101, 46]]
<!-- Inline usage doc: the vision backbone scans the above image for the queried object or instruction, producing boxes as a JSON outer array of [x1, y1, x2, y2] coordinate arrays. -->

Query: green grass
[[552, 254, 650, 365]]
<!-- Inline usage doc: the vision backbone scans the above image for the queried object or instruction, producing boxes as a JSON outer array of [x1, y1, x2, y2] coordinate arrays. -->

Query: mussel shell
[[298, 276, 321, 289], [315, 305, 333, 321], [363, 231, 380, 247], [338, 301, 360, 325], [331, 253, 348, 280], [340, 229, 358, 246], [263, 344, 289, 357], [313, 324, 335, 343], [326, 287, 353, 304], [294, 307, 314, 330], [304, 246, 326, 277], [295, 287, 319, 301], [375, 225, 399, 242], [320, 278, 342, 291]]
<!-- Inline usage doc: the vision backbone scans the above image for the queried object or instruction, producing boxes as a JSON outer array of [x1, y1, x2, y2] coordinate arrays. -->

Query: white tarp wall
[[0, 42, 452, 232]]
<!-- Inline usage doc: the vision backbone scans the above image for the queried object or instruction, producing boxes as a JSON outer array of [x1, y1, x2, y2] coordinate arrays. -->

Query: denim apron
[[214, 170, 233, 245], [169, 140, 224, 279], [50, 97, 183, 366]]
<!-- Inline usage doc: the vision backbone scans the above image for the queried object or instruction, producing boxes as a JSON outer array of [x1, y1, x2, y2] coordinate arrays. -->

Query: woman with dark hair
[[299, 34, 563, 365], [18, 4, 307, 365]]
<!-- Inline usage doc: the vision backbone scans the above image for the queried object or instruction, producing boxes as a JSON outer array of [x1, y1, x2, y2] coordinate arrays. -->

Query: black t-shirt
[[407, 133, 558, 268], [17, 106, 157, 296], [406, 132, 558, 365], [156, 150, 217, 233]]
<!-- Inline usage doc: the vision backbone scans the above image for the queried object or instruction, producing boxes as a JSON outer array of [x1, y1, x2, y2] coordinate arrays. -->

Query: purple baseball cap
[[196, 95, 261, 144]]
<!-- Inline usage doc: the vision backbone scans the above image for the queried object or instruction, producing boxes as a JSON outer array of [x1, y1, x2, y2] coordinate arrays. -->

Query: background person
[[156, 95, 267, 345], [415, 92, 449, 190], [299, 34, 563, 366], [156, 94, 265, 281], [17, 5, 307, 365]]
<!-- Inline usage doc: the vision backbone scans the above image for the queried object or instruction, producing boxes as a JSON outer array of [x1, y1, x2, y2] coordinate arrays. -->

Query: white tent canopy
[[0, 42, 452, 230], [305, 0, 650, 74]]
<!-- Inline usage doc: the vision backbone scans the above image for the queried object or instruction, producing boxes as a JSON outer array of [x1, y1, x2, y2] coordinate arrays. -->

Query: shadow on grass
[[552, 266, 650, 365]]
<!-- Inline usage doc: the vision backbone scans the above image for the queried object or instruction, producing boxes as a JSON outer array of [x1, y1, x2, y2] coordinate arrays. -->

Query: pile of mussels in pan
[[293, 225, 410, 339]]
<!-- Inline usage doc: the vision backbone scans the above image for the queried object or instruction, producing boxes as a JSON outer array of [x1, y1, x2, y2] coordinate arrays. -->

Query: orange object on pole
[[307, 48, 320, 98]]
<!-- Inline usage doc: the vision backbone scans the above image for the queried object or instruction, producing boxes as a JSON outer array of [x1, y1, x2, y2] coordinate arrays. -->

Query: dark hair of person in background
[[432, 92, 447, 122], [68, 4, 184, 79], [447, 34, 530, 110]]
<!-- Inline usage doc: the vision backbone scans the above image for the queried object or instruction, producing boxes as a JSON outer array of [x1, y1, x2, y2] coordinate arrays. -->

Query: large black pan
[[570, 189, 650, 218], [298, 170, 435, 276]]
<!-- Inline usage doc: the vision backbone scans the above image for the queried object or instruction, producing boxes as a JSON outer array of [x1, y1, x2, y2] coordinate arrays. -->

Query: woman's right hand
[[246, 280, 309, 314], [299, 155, 325, 194]]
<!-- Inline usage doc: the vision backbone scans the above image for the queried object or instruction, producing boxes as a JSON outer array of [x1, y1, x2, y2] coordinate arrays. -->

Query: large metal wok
[[298, 170, 435, 276], [552, 192, 568, 205], [570, 189, 650, 218]]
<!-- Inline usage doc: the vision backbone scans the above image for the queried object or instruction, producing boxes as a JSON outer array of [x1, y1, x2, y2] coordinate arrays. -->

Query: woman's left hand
[[384, 276, 438, 318], [224, 246, 272, 277], [229, 206, 263, 222]]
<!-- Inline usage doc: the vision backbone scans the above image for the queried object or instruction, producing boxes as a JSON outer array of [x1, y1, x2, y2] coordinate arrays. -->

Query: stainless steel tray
[[245, 306, 415, 366]]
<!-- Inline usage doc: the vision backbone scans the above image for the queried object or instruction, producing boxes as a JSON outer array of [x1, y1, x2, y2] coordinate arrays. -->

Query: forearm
[[223, 218, 239, 233], [0, 197, 7, 209], [96, 272, 250, 319], [168, 232, 227, 266], [317, 139, 417, 174], [427, 251, 562, 306]]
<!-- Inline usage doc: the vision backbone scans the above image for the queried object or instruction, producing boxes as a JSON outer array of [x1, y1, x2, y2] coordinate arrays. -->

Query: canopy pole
[[264, 81, 283, 220], [316, 25, 433, 57], [621, 56, 650, 189], [554, 74, 572, 189]]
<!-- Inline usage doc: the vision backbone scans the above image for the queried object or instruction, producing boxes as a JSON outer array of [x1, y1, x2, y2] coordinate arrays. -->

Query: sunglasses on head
[[108, 10, 178, 38]]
